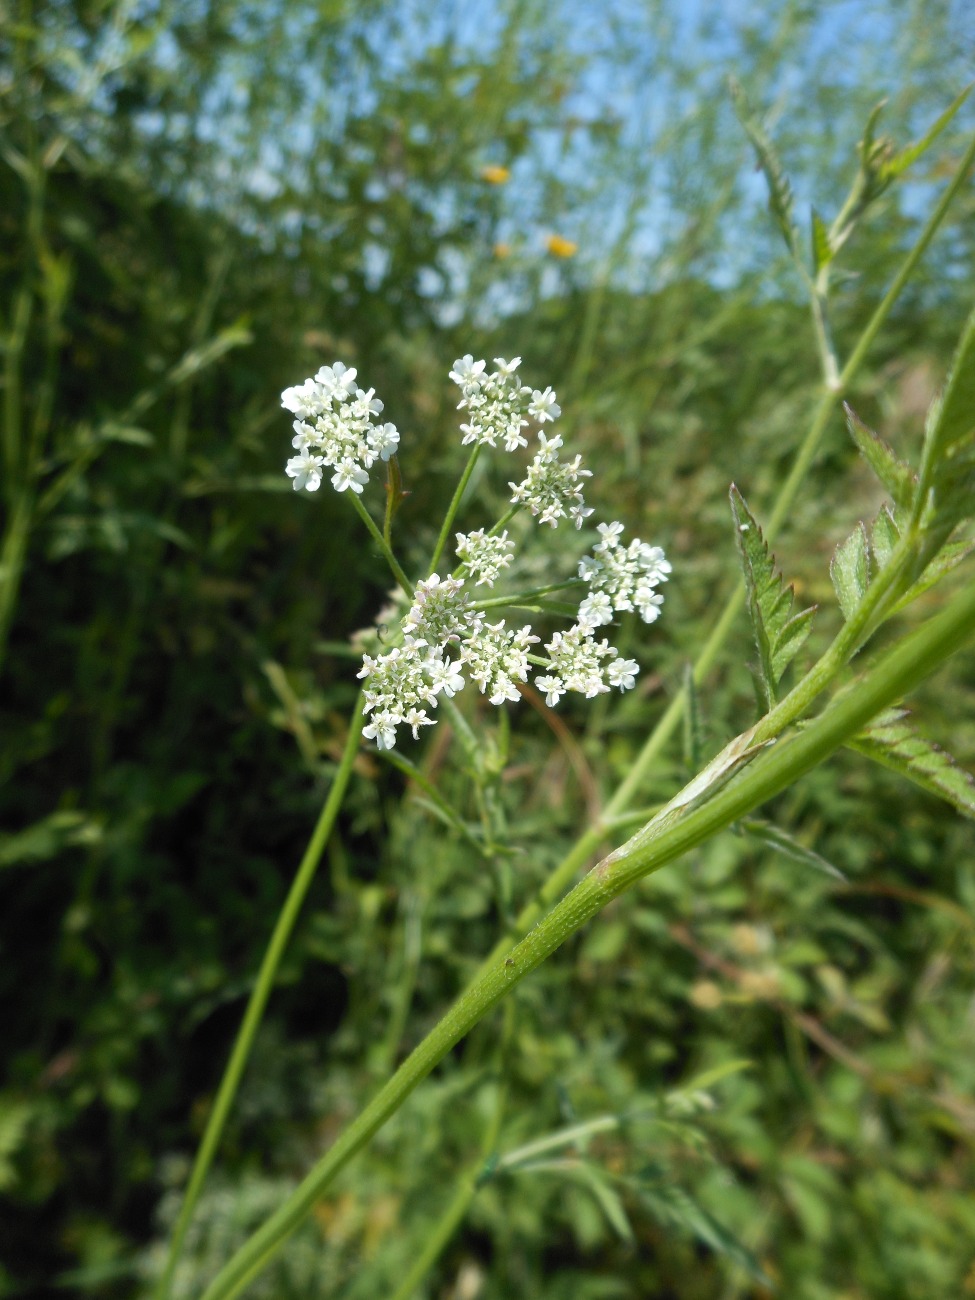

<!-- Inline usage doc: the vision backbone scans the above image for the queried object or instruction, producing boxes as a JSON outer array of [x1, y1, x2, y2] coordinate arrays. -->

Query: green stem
[[348, 492, 412, 595], [387, 1000, 516, 1300], [0, 491, 33, 680], [430, 444, 483, 573], [155, 690, 367, 1299], [200, 575, 975, 1300]]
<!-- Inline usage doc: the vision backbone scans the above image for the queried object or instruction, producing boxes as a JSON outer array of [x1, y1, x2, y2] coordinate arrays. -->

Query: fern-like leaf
[[844, 404, 916, 510], [730, 79, 801, 264], [848, 709, 975, 820], [881, 83, 974, 181], [730, 486, 816, 709]]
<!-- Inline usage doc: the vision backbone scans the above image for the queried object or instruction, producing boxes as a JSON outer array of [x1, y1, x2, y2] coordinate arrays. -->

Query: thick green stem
[[201, 574, 975, 1300], [155, 691, 367, 1299]]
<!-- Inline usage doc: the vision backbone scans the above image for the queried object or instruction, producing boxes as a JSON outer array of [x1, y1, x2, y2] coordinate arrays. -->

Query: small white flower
[[607, 658, 639, 690], [404, 707, 436, 739], [285, 451, 325, 492], [494, 356, 522, 375], [282, 379, 325, 420], [535, 674, 565, 706], [371, 422, 400, 460], [426, 654, 465, 697], [363, 711, 398, 750], [332, 460, 369, 493], [595, 521, 625, 551], [449, 355, 487, 388], [578, 591, 613, 628], [529, 387, 561, 423]]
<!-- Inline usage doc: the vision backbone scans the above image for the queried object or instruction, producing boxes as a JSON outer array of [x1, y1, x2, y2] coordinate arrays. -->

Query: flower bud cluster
[[283, 362, 400, 494]]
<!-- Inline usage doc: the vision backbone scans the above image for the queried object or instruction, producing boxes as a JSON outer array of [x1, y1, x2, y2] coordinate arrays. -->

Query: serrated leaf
[[844, 404, 916, 509], [731, 485, 815, 708], [730, 79, 801, 263], [891, 538, 975, 614], [870, 504, 901, 571], [811, 208, 832, 274], [830, 522, 870, 621], [882, 83, 974, 181], [929, 440, 975, 542], [848, 709, 975, 820], [770, 606, 816, 681], [742, 818, 847, 881]]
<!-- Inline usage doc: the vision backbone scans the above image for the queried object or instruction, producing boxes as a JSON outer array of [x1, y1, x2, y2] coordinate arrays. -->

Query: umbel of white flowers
[[282, 356, 670, 750]]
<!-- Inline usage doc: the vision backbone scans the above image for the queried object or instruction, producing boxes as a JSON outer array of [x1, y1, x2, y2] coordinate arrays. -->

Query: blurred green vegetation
[[2, 1, 974, 1297]]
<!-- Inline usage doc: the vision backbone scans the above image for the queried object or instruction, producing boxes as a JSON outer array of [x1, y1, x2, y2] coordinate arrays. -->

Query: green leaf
[[921, 302, 975, 476], [870, 504, 901, 571], [742, 818, 847, 881], [97, 423, 155, 446], [811, 208, 832, 274], [844, 404, 916, 509], [0, 811, 102, 869], [830, 522, 870, 621], [572, 1164, 635, 1244], [931, 444, 975, 540], [730, 485, 816, 708], [669, 1058, 753, 1095], [848, 709, 975, 820], [730, 79, 801, 264], [882, 83, 974, 181], [634, 1177, 772, 1286], [891, 538, 975, 614]]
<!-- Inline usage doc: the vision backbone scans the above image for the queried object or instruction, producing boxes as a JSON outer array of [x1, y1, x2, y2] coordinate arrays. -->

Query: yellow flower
[[493, 242, 512, 259], [480, 164, 510, 185], [546, 234, 578, 258]]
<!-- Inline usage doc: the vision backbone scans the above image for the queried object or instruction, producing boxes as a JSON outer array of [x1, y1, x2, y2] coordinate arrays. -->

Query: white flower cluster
[[535, 624, 639, 706], [283, 362, 400, 494], [357, 520, 659, 749], [509, 431, 595, 529], [449, 354, 561, 451], [283, 355, 669, 751], [577, 521, 672, 627], [455, 529, 515, 586], [357, 568, 542, 748]]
